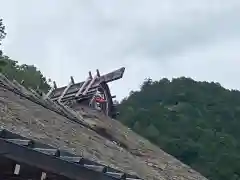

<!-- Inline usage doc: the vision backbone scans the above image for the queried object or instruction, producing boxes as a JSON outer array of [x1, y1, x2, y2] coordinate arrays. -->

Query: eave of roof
[[0, 128, 141, 180]]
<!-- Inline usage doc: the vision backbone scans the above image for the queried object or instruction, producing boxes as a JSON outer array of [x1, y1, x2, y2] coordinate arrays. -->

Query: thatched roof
[[0, 76, 208, 180]]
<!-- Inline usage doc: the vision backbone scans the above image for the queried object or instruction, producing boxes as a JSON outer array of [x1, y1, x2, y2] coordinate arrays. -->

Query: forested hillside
[[117, 78, 240, 180]]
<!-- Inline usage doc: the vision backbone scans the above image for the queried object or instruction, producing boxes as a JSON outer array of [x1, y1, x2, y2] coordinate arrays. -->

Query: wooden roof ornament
[[47, 67, 125, 118]]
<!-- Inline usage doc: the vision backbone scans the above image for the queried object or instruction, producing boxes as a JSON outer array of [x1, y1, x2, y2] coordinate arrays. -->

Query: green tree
[[118, 77, 240, 180], [144, 124, 160, 139], [0, 18, 6, 46], [0, 18, 7, 71], [0, 18, 50, 92], [0, 58, 50, 92]]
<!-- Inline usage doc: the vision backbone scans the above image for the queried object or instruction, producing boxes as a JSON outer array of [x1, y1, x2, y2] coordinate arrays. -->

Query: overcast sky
[[1, 0, 240, 100]]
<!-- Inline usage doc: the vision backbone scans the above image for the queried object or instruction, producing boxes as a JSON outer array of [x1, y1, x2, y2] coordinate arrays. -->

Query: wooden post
[[96, 69, 100, 77], [70, 76, 75, 84], [53, 81, 57, 89], [41, 172, 47, 180], [89, 71, 93, 79], [14, 164, 20, 175]]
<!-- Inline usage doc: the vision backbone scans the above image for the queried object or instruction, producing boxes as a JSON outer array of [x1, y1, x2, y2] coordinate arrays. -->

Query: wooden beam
[[14, 164, 20, 175], [58, 79, 73, 103], [6, 139, 33, 146], [82, 74, 98, 95], [33, 148, 60, 157], [75, 73, 92, 97], [70, 76, 75, 84]]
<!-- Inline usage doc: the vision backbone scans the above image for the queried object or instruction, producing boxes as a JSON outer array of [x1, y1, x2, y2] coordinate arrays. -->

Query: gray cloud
[[1, 0, 240, 100]]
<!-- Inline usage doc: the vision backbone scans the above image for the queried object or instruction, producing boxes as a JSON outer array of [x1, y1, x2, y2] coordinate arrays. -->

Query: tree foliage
[[0, 56, 51, 92], [0, 18, 7, 71], [118, 77, 240, 180], [0, 18, 6, 46], [0, 18, 50, 92]]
